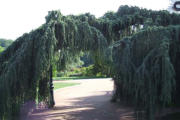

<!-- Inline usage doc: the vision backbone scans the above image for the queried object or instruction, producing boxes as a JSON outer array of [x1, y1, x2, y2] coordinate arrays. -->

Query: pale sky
[[0, 0, 171, 40]]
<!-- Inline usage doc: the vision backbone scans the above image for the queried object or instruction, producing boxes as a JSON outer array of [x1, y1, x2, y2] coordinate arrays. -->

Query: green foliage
[[57, 50, 84, 71], [53, 76, 106, 81], [111, 26, 180, 120], [0, 38, 13, 54], [0, 38, 13, 48], [56, 65, 106, 78], [0, 5, 180, 120], [80, 52, 94, 67], [81, 65, 95, 76], [0, 22, 57, 120], [0, 46, 4, 53]]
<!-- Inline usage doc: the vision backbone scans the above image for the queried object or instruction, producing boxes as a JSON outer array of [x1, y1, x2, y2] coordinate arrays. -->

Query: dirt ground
[[26, 78, 135, 120]]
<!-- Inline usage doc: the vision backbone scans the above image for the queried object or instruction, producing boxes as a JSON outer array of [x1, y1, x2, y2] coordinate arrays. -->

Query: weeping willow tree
[[0, 5, 180, 120], [111, 26, 180, 120], [0, 10, 108, 120], [0, 22, 57, 120]]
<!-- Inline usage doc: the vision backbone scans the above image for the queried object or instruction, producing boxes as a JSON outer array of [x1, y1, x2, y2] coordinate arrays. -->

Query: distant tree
[[0, 38, 13, 48], [0, 46, 4, 53], [80, 52, 94, 67]]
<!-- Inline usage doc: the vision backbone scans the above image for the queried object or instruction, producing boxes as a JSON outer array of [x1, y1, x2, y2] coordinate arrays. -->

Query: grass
[[54, 82, 80, 90], [53, 76, 107, 81]]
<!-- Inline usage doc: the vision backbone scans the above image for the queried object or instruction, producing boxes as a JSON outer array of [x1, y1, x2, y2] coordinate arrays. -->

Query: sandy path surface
[[26, 78, 135, 120]]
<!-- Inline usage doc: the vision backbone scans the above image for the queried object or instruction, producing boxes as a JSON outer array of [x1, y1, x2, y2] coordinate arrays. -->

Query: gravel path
[[26, 78, 135, 120]]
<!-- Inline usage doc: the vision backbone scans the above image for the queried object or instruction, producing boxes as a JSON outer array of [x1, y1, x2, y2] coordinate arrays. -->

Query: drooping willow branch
[[0, 6, 180, 120], [111, 26, 180, 120]]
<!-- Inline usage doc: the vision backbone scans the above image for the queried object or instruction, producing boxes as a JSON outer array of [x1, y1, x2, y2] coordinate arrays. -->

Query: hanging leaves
[[0, 6, 180, 120]]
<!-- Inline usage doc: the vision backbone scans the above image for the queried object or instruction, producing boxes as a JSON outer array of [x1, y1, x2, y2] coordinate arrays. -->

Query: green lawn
[[54, 82, 80, 90], [53, 76, 107, 81]]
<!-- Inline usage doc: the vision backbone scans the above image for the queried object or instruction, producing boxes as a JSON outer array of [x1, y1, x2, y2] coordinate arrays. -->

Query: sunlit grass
[[54, 82, 80, 90]]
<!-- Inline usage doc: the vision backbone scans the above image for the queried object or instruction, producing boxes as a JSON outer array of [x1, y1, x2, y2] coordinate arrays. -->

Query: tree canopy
[[0, 5, 180, 120]]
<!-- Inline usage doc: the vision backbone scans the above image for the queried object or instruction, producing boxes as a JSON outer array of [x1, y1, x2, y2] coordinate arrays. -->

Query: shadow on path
[[27, 91, 135, 120]]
